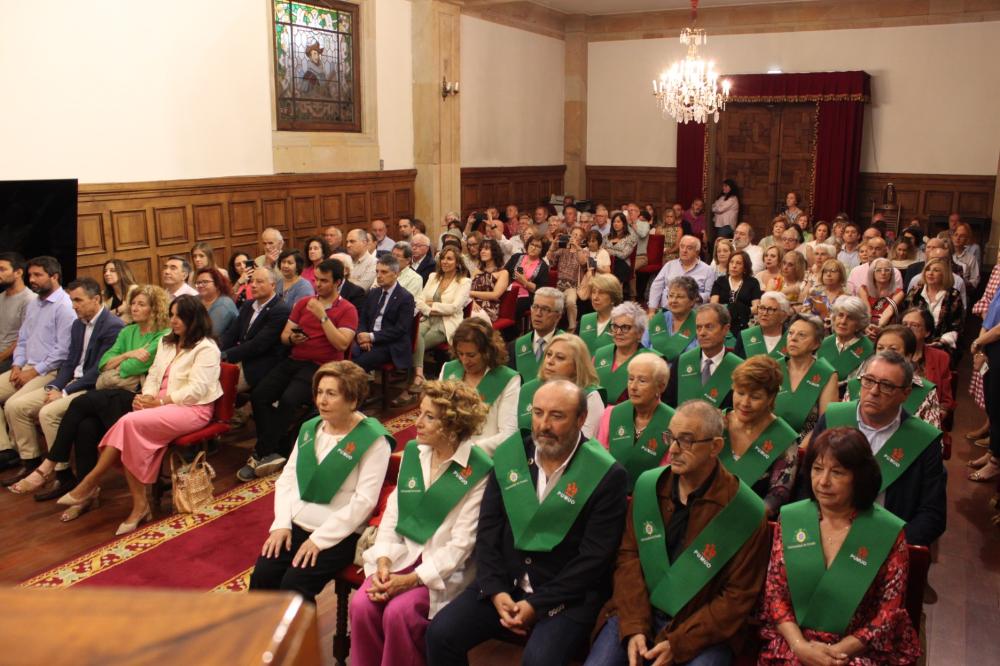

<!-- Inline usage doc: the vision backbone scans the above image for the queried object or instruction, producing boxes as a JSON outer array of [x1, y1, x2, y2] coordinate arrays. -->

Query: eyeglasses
[[610, 323, 634, 334], [194, 281, 212, 287], [859, 375, 906, 394], [757, 306, 779, 315], [665, 430, 716, 451], [530, 304, 557, 315]]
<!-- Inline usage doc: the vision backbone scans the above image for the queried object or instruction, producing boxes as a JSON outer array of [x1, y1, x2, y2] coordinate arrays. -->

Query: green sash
[[781, 500, 904, 634], [295, 416, 394, 503], [518, 380, 606, 431], [594, 344, 663, 403], [442, 360, 519, 406], [740, 326, 787, 360], [775, 357, 836, 432], [846, 376, 935, 416], [607, 401, 675, 488], [633, 466, 765, 616], [817, 335, 873, 381], [579, 313, 613, 355], [676, 348, 742, 407], [648, 310, 696, 362], [493, 432, 615, 552], [720, 415, 798, 486], [395, 440, 494, 544], [513, 331, 564, 381], [824, 401, 940, 492]]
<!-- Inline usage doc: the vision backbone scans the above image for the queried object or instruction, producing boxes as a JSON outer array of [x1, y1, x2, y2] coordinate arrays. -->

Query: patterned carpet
[[21, 408, 419, 591]]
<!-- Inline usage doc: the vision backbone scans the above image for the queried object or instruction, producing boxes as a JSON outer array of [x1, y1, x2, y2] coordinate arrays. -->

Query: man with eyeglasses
[[804, 350, 946, 546], [903, 235, 967, 307], [732, 223, 764, 274], [589, 399, 770, 666], [507, 287, 564, 382], [648, 235, 716, 315], [410, 233, 435, 285], [665, 304, 741, 410]]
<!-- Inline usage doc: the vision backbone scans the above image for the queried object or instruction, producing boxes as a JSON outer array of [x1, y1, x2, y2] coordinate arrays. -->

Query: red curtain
[[676, 122, 706, 207], [815, 101, 865, 222]]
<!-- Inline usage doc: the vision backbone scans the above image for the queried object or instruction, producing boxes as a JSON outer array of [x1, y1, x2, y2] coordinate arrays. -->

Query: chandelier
[[652, 0, 730, 124]]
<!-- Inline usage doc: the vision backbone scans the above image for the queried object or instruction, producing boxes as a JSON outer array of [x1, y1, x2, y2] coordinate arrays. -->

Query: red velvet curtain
[[676, 122, 706, 207], [814, 101, 865, 222]]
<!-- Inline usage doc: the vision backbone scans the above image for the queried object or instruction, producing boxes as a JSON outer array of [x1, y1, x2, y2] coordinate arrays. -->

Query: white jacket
[[142, 336, 223, 405], [416, 273, 472, 343]]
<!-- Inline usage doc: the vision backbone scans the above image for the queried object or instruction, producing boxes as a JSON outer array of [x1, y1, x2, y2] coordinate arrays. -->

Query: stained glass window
[[273, 0, 361, 132]]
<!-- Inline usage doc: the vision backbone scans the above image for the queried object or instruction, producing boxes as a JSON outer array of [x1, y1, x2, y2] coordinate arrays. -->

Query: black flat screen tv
[[0, 179, 78, 281]]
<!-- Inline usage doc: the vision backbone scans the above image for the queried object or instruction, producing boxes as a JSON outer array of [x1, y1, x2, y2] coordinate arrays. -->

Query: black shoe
[[0, 450, 19, 472], [1, 458, 41, 487], [34, 471, 77, 502]]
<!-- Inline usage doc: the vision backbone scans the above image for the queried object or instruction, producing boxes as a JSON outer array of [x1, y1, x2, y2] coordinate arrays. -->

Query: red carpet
[[21, 409, 418, 592]]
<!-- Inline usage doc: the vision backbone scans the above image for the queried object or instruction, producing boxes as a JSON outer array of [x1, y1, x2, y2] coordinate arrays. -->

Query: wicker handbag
[[170, 451, 216, 513]]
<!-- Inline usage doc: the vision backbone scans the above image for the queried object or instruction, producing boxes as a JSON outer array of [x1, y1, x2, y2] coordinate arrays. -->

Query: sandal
[[969, 460, 1000, 482], [389, 391, 419, 409], [968, 452, 992, 469], [9, 467, 52, 495], [966, 427, 990, 440], [60, 488, 100, 522]]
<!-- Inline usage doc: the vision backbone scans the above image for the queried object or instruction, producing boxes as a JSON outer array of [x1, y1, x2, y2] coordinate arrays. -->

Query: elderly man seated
[[219, 266, 290, 393], [665, 303, 741, 410], [351, 255, 415, 373], [507, 287, 565, 382]]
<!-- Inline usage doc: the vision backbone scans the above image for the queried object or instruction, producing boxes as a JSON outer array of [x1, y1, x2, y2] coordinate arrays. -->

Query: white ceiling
[[530, 0, 816, 16]]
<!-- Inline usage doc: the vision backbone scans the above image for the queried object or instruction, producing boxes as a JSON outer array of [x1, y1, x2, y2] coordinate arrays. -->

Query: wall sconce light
[[441, 77, 460, 99]]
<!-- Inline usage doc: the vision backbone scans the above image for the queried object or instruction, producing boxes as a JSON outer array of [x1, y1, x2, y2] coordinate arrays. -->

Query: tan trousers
[[38, 390, 87, 456], [0, 368, 58, 458]]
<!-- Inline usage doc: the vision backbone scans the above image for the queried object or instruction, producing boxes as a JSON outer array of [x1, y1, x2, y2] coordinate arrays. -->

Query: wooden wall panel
[[76, 170, 416, 281], [460, 166, 566, 217], [586, 166, 678, 216]]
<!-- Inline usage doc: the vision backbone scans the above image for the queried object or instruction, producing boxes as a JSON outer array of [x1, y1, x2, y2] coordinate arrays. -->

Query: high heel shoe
[[115, 508, 153, 536], [57, 485, 100, 507], [60, 489, 100, 522]]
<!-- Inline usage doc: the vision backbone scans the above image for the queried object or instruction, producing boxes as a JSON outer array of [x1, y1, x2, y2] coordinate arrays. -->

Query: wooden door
[[711, 103, 817, 241]]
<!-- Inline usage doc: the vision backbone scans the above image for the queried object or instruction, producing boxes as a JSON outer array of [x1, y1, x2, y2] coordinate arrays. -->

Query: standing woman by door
[[711, 178, 740, 240]]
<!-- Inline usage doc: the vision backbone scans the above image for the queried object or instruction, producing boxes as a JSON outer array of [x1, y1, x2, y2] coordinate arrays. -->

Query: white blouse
[[439, 366, 520, 456], [363, 440, 489, 618], [270, 420, 391, 551]]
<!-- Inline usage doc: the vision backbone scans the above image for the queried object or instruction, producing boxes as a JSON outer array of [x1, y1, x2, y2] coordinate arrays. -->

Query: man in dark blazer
[[220, 266, 290, 391], [411, 233, 436, 285], [351, 255, 415, 372], [426, 380, 628, 665]]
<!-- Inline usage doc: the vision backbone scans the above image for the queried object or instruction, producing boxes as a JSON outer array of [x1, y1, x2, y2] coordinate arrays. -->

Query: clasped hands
[[366, 557, 420, 602], [791, 638, 851, 666], [491, 592, 536, 636], [626, 634, 673, 666], [132, 394, 162, 411]]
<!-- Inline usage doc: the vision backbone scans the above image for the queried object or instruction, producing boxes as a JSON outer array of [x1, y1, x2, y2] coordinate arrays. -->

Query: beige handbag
[[170, 451, 216, 513], [96, 368, 143, 392]]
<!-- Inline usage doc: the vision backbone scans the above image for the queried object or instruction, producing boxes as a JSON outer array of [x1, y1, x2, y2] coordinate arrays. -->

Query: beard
[[533, 428, 578, 463]]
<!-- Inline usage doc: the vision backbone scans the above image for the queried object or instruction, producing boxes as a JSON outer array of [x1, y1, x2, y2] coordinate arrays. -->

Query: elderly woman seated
[[740, 290, 792, 359], [249, 361, 393, 602], [594, 301, 663, 405], [817, 295, 873, 392], [518, 333, 604, 438], [577, 273, 623, 354], [758, 427, 921, 665], [775, 314, 839, 441], [646, 276, 701, 363], [805, 259, 853, 326]]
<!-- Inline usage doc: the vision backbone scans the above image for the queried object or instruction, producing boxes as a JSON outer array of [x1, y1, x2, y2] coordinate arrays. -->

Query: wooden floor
[[1, 374, 999, 665]]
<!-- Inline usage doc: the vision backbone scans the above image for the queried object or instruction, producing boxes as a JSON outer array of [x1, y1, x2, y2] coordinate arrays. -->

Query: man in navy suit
[[351, 254, 415, 372], [220, 266, 290, 392], [1, 277, 122, 481]]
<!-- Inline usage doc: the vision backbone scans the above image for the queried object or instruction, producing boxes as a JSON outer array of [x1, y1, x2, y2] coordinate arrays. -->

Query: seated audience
[[507, 287, 564, 383], [101, 259, 138, 321], [711, 249, 761, 334], [817, 295, 873, 389], [595, 301, 662, 405], [242, 259, 358, 482], [900, 308, 955, 416], [773, 249, 809, 305], [665, 303, 741, 410], [469, 238, 510, 324], [505, 233, 551, 332], [324, 226, 345, 255], [190, 241, 228, 281], [807, 351, 946, 545], [277, 249, 316, 307], [775, 314, 839, 438], [518, 333, 604, 438], [860, 257, 904, 335], [0, 256, 75, 474], [577, 273, 622, 354], [330, 253, 367, 313], [346, 229, 377, 291], [351, 255, 416, 373], [194, 267, 238, 337], [161, 255, 198, 300], [255, 227, 285, 269], [738, 291, 791, 360], [410, 233, 435, 285], [837, 222, 862, 271], [250, 361, 392, 602], [648, 235, 715, 311], [901, 257, 964, 352], [220, 266, 290, 392], [546, 226, 586, 332], [755, 245, 785, 293], [594, 353, 673, 489], [9, 285, 170, 509], [646, 276, 700, 363], [228, 251, 254, 306], [301, 236, 332, 287], [371, 218, 395, 255], [425, 380, 628, 666], [355, 381, 491, 666], [951, 222, 980, 290], [804, 242, 835, 292], [904, 236, 968, 308], [759, 216, 788, 251], [710, 238, 734, 277], [391, 241, 424, 301], [587, 399, 770, 666], [804, 259, 852, 326], [733, 222, 764, 274], [892, 236, 918, 270], [57, 295, 223, 535], [759, 428, 920, 665], [0, 252, 35, 374], [584, 229, 612, 274]]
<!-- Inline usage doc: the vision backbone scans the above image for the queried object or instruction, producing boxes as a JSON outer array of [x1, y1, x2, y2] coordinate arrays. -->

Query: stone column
[[412, 0, 461, 239], [564, 15, 587, 200]]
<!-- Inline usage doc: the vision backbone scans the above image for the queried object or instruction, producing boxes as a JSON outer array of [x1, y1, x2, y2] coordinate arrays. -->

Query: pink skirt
[[99, 403, 214, 483]]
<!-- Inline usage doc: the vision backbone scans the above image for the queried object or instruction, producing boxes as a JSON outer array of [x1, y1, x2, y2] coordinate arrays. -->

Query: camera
[[588, 257, 597, 271], [557, 235, 569, 249]]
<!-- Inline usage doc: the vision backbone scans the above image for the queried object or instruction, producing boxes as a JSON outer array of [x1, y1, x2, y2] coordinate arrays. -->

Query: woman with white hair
[[817, 295, 873, 388], [859, 257, 904, 337], [740, 291, 791, 360], [594, 301, 663, 404]]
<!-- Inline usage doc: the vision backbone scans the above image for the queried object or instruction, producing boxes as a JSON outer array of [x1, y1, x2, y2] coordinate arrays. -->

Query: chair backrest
[[410, 313, 421, 352], [905, 544, 930, 628], [497, 290, 518, 321], [646, 233, 666, 266], [369, 452, 402, 528], [213, 362, 240, 422]]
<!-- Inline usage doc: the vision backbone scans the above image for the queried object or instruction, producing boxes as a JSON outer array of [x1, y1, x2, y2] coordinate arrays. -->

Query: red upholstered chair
[[332, 452, 402, 664], [905, 544, 930, 629], [636, 235, 666, 307], [377, 314, 421, 411], [492, 290, 518, 334], [433, 303, 472, 354]]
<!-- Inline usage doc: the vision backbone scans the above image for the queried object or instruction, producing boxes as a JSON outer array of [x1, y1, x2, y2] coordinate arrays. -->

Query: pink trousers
[[349, 570, 431, 666]]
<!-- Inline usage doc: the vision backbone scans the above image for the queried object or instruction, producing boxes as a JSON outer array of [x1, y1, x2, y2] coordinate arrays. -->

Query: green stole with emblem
[[781, 499, 904, 634], [719, 415, 798, 486], [633, 466, 765, 616], [775, 357, 836, 432], [648, 310, 696, 362], [846, 376, 935, 416], [518, 379, 606, 431], [740, 326, 787, 360], [442, 360, 519, 406], [594, 344, 663, 403], [295, 416, 394, 503], [513, 330, 564, 381], [817, 335, 873, 381], [824, 401, 940, 492], [607, 401, 675, 488], [395, 440, 494, 544], [493, 432, 615, 552], [676, 348, 742, 407], [579, 313, 613, 355]]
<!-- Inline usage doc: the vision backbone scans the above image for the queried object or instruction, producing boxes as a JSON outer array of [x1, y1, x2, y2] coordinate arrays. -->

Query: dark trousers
[[986, 341, 1000, 459], [250, 358, 318, 459], [248, 524, 358, 602], [351, 343, 394, 372], [46, 389, 133, 479], [425, 586, 591, 666]]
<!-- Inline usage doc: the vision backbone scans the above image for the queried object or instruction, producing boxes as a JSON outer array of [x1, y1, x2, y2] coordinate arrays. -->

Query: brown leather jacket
[[596, 462, 770, 663]]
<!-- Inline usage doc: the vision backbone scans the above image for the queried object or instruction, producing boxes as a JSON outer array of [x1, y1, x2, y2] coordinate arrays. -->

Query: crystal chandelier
[[652, 0, 730, 124]]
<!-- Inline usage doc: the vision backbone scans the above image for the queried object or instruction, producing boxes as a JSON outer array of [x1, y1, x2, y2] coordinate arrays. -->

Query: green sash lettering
[[740, 326, 787, 360], [633, 466, 765, 616], [296, 416, 394, 503], [846, 376, 935, 416], [648, 310, 696, 362], [824, 401, 940, 491], [720, 416, 798, 486], [493, 433, 615, 552], [579, 313, 614, 355], [395, 441, 493, 544], [781, 500, 904, 634], [676, 348, 742, 407], [608, 401, 675, 488], [442, 360, 519, 406], [817, 335, 873, 380], [774, 357, 836, 432], [594, 344, 663, 403]]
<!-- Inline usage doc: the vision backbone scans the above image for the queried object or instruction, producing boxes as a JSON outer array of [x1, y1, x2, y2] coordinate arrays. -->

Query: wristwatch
[[320, 315, 329, 323]]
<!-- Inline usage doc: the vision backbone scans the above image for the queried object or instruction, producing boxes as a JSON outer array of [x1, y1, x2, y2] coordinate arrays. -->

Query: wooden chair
[[905, 544, 931, 628]]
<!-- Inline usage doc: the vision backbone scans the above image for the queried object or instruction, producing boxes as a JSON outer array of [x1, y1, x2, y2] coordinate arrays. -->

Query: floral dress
[[471, 270, 501, 322]]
